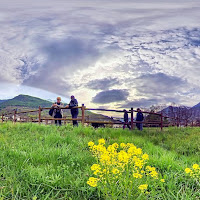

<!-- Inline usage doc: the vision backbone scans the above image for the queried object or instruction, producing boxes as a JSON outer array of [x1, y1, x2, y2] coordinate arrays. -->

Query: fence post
[[176, 117, 179, 127], [81, 104, 85, 126], [14, 110, 17, 124], [131, 107, 134, 130], [1, 113, 3, 123], [160, 112, 163, 131], [39, 106, 41, 124]]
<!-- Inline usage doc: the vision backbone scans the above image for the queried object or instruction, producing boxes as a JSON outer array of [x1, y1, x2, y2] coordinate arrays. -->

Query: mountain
[[0, 94, 52, 110], [192, 102, 200, 108]]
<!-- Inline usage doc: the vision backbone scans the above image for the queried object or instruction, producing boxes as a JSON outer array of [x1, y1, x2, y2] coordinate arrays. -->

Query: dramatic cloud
[[86, 78, 120, 90], [133, 73, 188, 94], [23, 38, 101, 95], [92, 89, 129, 104], [1, 0, 200, 111]]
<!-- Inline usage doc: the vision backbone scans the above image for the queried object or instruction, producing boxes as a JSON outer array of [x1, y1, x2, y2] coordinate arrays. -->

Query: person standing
[[66, 96, 79, 126], [136, 108, 144, 131], [51, 97, 64, 126], [123, 109, 131, 130]]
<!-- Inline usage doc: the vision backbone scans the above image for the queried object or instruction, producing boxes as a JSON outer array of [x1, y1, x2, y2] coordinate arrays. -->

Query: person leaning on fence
[[66, 95, 79, 126], [123, 109, 131, 130], [136, 108, 144, 131], [49, 97, 64, 126]]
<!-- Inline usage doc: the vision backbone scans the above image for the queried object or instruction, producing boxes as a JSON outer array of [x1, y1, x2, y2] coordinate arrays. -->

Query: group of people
[[50, 96, 79, 126], [123, 108, 144, 131], [50, 96, 144, 130]]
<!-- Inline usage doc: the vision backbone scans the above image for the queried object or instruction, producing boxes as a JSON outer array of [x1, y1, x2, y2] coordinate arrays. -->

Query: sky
[[0, 0, 200, 109]]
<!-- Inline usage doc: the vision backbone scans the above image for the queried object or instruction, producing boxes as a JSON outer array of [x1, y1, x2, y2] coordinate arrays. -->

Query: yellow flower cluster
[[185, 164, 200, 180], [138, 184, 148, 192], [87, 139, 162, 194], [87, 177, 99, 187]]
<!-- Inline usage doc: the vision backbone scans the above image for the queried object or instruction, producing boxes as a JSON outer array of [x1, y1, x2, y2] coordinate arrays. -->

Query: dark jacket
[[124, 112, 129, 122], [136, 112, 144, 121], [69, 99, 79, 114]]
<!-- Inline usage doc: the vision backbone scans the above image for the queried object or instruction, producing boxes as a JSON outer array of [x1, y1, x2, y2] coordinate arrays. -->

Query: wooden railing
[[1, 104, 174, 131]]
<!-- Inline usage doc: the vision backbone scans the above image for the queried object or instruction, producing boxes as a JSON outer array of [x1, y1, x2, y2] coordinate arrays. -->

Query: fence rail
[[1, 104, 176, 131]]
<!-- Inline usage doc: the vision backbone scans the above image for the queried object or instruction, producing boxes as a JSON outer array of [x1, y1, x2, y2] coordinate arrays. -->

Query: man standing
[[136, 108, 144, 131], [67, 96, 79, 126], [123, 109, 131, 130], [51, 97, 64, 126]]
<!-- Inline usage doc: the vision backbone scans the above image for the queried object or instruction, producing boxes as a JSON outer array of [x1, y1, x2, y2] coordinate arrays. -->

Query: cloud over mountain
[[92, 89, 129, 104]]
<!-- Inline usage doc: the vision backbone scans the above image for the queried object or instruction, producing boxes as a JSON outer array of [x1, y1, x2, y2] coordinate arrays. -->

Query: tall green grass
[[0, 123, 199, 199]]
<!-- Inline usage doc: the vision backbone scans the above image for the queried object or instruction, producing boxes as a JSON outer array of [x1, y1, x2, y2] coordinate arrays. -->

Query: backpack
[[49, 108, 54, 116]]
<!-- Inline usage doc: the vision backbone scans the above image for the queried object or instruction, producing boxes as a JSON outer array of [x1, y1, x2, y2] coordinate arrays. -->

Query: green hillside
[[0, 100, 7, 104], [0, 94, 52, 109]]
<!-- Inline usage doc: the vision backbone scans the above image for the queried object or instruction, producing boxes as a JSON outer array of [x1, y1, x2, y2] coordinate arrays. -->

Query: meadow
[[0, 123, 199, 200]]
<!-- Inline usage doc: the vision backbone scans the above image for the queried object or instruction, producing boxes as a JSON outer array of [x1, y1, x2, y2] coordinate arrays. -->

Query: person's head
[[57, 97, 61, 103], [123, 109, 127, 113], [137, 108, 141, 112], [71, 95, 75, 100]]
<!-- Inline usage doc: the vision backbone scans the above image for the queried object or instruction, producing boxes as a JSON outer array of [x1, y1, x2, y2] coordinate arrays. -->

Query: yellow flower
[[97, 145, 106, 153], [142, 154, 149, 160], [192, 164, 199, 170], [146, 166, 152, 171], [134, 159, 144, 169], [120, 143, 126, 148], [185, 168, 191, 174], [107, 145, 116, 153], [138, 184, 148, 191], [92, 145, 98, 151], [112, 143, 119, 149], [87, 177, 98, 187], [91, 164, 101, 171], [133, 173, 143, 179], [98, 138, 105, 145], [150, 170, 158, 179], [127, 143, 134, 147], [134, 148, 142, 155], [94, 169, 101, 175], [100, 153, 111, 165], [102, 169, 110, 174], [87, 140, 163, 194], [118, 150, 129, 163], [112, 168, 120, 175], [88, 141, 94, 147]]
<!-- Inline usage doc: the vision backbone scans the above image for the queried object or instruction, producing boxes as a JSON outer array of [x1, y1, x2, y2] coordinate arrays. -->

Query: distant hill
[[0, 95, 52, 110], [0, 100, 7, 104]]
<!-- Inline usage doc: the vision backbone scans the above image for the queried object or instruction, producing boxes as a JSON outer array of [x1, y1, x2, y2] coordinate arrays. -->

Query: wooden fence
[[1, 104, 173, 131]]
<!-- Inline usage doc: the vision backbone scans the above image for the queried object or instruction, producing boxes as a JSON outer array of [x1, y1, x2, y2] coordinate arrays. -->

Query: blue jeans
[[54, 113, 62, 126], [136, 122, 143, 131], [71, 110, 78, 126]]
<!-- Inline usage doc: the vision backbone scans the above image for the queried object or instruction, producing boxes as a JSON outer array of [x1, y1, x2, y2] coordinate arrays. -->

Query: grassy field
[[0, 123, 199, 200]]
